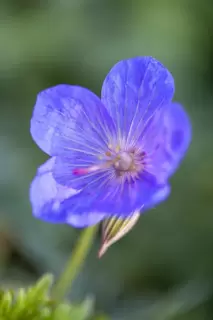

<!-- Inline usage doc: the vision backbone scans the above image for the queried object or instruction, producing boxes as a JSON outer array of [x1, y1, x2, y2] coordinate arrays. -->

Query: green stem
[[52, 225, 98, 301]]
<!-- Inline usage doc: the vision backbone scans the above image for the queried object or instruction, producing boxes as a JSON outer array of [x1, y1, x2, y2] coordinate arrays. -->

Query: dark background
[[0, 0, 213, 319]]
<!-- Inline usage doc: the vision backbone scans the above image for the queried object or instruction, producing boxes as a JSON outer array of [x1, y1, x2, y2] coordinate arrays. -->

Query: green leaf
[[0, 274, 53, 319], [0, 290, 13, 315], [52, 298, 93, 320], [0, 274, 109, 319], [25, 273, 53, 304]]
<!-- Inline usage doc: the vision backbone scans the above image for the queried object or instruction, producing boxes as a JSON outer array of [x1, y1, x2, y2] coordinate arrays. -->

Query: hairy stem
[[52, 225, 98, 301]]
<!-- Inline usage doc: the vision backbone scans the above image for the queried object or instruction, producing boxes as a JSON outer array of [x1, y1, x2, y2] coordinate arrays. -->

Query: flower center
[[113, 152, 133, 172], [72, 146, 146, 179]]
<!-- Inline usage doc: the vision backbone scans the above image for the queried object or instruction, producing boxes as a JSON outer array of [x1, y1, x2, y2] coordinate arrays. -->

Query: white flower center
[[114, 152, 133, 172]]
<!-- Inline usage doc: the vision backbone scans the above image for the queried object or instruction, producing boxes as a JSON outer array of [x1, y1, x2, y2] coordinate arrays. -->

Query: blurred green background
[[0, 0, 213, 319]]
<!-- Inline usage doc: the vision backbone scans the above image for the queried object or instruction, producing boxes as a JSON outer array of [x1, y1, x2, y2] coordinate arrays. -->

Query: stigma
[[72, 165, 102, 175], [113, 152, 133, 171]]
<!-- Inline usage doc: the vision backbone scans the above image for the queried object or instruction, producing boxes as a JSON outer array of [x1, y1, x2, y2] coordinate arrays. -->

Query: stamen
[[115, 145, 120, 153]]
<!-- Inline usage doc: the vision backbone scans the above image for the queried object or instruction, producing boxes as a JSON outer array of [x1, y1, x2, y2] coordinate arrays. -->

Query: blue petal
[[164, 102, 191, 176], [101, 56, 175, 146], [30, 85, 116, 156], [30, 157, 78, 223], [30, 157, 106, 227], [59, 171, 170, 218], [143, 184, 171, 211], [53, 155, 113, 190], [145, 102, 191, 181]]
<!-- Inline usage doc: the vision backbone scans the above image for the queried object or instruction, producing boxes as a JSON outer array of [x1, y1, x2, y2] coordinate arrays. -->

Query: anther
[[105, 151, 112, 157], [115, 145, 120, 153]]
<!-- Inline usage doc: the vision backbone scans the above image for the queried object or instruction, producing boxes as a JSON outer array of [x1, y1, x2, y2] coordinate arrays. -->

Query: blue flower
[[30, 57, 191, 228]]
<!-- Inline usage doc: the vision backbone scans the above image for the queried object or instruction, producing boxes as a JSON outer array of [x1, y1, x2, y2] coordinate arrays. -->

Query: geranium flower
[[30, 57, 191, 253]]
